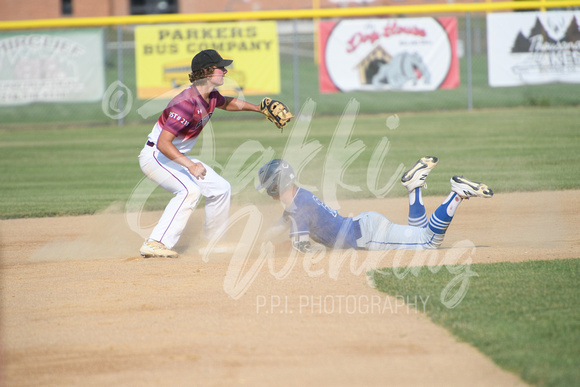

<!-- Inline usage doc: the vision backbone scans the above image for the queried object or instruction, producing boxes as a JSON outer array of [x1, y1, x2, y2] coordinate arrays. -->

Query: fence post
[[292, 19, 300, 114], [117, 24, 125, 126], [466, 13, 473, 111]]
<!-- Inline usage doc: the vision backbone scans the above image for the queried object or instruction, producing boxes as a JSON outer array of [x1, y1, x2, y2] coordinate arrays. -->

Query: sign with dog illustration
[[318, 18, 459, 93]]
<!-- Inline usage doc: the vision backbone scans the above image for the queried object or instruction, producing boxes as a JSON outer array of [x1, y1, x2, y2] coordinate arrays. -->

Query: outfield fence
[[0, 1, 579, 127]]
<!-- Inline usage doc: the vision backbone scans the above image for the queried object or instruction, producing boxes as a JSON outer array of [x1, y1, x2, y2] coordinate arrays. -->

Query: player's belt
[[146, 141, 155, 147], [353, 219, 362, 241]]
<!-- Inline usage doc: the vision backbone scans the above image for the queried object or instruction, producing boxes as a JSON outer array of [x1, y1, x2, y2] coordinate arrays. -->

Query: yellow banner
[[135, 21, 280, 99]]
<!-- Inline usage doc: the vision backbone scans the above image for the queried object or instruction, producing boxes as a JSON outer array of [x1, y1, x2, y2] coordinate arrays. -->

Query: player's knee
[[183, 186, 202, 206], [426, 233, 444, 249], [217, 179, 231, 197], [425, 242, 440, 250]]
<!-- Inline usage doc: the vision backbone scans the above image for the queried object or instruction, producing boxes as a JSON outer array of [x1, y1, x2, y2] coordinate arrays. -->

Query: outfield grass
[[372, 259, 580, 387], [0, 105, 579, 219]]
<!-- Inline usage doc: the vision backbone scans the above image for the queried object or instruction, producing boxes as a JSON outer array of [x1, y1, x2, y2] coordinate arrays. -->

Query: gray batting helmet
[[257, 159, 296, 197]]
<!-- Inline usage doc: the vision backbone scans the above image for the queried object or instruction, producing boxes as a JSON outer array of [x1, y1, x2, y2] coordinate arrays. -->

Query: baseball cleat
[[401, 156, 439, 192], [450, 175, 494, 199], [140, 240, 178, 258]]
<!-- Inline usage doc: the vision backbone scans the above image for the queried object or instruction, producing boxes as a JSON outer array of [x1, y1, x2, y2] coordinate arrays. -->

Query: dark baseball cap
[[191, 49, 233, 72]]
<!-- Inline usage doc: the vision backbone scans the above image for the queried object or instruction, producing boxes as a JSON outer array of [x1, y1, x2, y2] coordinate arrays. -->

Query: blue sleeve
[[286, 210, 310, 237], [285, 191, 314, 237]]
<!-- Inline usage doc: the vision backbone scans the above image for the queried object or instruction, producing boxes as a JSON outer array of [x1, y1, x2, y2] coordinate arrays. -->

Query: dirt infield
[[1, 190, 578, 386]]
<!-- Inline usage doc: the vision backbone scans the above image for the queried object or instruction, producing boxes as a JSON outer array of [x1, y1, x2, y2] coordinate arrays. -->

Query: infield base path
[[2, 190, 578, 386]]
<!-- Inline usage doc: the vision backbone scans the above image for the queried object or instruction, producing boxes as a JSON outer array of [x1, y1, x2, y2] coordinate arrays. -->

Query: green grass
[[0, 125, 144, 217], [372, 259, 580, 387], [1, 105, 579, 219]]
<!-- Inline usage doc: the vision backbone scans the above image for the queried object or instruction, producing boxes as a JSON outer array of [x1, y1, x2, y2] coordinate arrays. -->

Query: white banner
[[318, 18, 460, 93], [487, 11, 580, 87], [0, 29, 105, 105]]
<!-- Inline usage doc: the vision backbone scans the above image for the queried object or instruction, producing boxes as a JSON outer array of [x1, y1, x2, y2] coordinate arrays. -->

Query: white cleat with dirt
[[401, 156, 439, 192], [140, 240, 178, 258], [451, 175, 494, 199]]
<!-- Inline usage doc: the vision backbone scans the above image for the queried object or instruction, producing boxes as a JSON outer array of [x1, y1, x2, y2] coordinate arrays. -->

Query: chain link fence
[[1, 15, 578, 127]]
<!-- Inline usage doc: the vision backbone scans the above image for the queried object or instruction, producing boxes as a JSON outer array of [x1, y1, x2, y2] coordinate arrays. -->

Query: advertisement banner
[[134, 22, 280, 99], [318, 18, 459, 93], [487, 11, 580, 87], [0, 29, 105, 106]]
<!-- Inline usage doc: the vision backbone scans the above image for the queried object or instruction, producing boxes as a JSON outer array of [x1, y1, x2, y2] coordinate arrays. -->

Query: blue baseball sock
[[428, 192, 462, 240], [408, 188, 428, 228]]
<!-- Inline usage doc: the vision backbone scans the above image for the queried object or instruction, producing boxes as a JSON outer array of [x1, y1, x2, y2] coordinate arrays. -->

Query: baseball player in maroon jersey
[[139, 49, 291, 258]]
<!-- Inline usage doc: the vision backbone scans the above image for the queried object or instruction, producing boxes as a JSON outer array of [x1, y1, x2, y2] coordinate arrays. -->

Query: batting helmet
[[257, 159, 296, 197]]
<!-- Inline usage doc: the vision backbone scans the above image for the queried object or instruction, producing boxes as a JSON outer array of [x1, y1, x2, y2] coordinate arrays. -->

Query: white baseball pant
[[139, 145, 231, 249], [354, 211, 441, 251]]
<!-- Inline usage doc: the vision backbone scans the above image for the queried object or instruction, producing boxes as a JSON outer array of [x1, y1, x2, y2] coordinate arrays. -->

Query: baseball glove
[[260, 98, 293, 131]]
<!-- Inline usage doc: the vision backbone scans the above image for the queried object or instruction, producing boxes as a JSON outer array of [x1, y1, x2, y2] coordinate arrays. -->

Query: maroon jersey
[[157, 86, 226, 142]]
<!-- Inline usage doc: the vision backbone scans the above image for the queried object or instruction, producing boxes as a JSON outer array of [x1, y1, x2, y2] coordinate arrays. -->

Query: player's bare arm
[[157, 129, 206, 180], [218, 96, 260, 112], [217, 96, 293, 131]]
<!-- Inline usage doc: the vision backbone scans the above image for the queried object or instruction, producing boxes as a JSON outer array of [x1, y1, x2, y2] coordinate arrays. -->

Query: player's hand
[[292, 234, 316, 254], [189, 162, 207, 180], [292, 240, 312, 253]]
